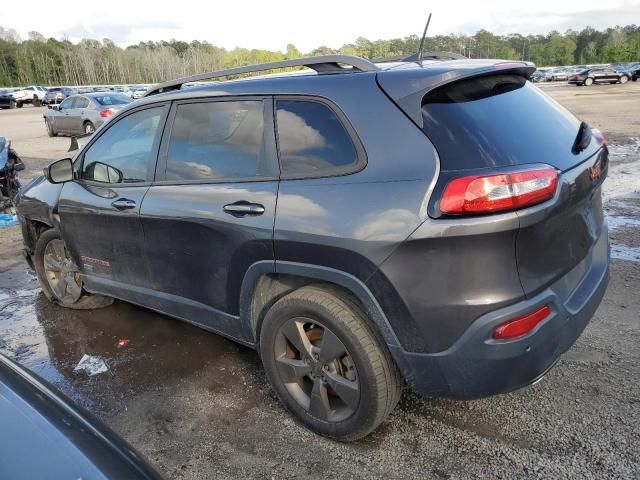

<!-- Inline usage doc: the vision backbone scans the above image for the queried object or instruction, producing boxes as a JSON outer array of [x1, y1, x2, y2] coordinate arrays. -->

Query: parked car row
[[43, 87, 78, 105], [568, 66, 632, 86], [0, 84, 151, 109], [530, 62, 639, 86], [0, 86, 47, 108]]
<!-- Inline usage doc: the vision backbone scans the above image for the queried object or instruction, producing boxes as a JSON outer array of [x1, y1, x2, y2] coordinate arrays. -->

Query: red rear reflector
[[99, 108, 114, 118], [592, 128, 608, 154], [440, 166, 558, 215], [492, 305, 551, 340]]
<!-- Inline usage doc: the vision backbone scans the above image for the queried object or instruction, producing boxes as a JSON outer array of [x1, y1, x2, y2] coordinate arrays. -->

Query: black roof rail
[[144, 55, 379, 97], [375, 51, 466, 63]]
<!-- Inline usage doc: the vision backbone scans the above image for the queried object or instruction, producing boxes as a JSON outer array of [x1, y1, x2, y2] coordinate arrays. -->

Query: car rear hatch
[[377, 61, 607, 297]]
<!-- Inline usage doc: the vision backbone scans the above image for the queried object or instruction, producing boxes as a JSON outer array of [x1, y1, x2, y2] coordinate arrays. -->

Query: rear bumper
[[392, 225, 609, 399]]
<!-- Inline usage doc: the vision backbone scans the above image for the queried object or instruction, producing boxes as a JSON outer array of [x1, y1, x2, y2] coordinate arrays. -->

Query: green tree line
[[0, 25, 638, 87]]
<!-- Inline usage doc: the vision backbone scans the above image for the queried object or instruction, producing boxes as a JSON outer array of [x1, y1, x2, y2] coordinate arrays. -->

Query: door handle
[[223, 202, 265, 217], [111, 198, 137, 210]]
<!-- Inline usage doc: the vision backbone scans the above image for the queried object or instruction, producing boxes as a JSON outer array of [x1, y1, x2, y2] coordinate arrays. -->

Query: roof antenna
[[417, 13, 433, 65]]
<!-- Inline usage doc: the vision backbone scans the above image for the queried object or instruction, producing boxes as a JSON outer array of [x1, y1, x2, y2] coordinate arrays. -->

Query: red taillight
[[591, 128, 608, 154], [99, 108, 115, 118], [492, 305, 551, 340], [440, 166, 558, 215]]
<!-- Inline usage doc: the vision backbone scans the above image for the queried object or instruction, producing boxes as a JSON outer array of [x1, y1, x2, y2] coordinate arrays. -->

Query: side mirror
[[84, 161, 123, 184], [44, 158, 73, 184]]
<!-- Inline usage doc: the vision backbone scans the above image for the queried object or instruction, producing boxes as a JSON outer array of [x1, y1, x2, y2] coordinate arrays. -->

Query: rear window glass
[[95, 94, 131, 106], [421, 74, 597, 172], [276, 100, 359, 177]]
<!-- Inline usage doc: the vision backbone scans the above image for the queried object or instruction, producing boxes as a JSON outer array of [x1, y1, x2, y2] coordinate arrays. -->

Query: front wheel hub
[[43, 239, 82, 304]]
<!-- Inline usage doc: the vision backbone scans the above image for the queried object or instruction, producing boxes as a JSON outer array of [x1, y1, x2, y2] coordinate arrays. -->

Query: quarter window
[[82, 107, 163, 184], [275, 100, 359, 177], [166, 101, 267, 181]]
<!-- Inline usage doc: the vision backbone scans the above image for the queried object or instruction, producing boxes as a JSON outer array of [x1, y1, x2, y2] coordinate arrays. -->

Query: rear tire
[[34, 229, 113, 309], [16, 101, 23, 108], [260, 285, 402, 441], [584, 77, 594, 86], [83, 121, 95, 134], [46, 120, 57, 137], [33, 96, 41, 107], [619, 75, 628, 84]]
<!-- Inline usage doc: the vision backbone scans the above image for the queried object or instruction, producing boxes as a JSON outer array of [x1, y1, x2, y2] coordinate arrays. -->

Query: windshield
[[94, 94, 131, 106]]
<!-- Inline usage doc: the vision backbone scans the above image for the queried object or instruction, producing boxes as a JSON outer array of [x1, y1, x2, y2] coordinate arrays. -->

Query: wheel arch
[[240, 261, 402, 352], [20, 217, 53, 255]]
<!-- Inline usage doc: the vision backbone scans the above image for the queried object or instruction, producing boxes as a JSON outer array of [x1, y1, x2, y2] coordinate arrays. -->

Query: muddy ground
[[0, 82, 639, 479]]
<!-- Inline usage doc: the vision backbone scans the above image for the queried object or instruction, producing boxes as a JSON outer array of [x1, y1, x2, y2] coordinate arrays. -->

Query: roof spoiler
[[377, 61, 536, 128], [144, 55, 379, 97]]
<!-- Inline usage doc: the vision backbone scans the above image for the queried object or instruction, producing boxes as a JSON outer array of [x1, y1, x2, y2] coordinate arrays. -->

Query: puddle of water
[[0, 244, 259, 414], [611, 244, 640, 262], [603, 139, 640, 202], [607, 215, 640, 231], [602, 139, 640, 263]]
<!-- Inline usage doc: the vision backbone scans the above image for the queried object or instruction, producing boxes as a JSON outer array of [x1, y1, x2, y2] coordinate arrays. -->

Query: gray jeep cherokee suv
[[16, 55, 609, 440]]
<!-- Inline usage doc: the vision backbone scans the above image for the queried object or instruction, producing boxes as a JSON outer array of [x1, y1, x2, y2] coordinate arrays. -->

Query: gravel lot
[[0, 81, 639, 479]]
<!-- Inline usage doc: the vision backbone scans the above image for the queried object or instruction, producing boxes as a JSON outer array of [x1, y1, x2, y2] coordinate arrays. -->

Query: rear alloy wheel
[[619, 75, 629, 84], [84, 121, 95, 134], [260, 285, 402, 441], [584, 77, 594, 86], [274, 317, 360, 423], [34, 229, 113, 309]]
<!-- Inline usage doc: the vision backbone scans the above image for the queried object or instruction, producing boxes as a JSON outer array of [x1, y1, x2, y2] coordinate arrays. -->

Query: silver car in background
[[131, 86, 150, 99], [43, 92, 132, 137]]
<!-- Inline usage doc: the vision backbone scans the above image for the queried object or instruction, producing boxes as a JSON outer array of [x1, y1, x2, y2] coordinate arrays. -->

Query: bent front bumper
[[391, 226, 610, 400]]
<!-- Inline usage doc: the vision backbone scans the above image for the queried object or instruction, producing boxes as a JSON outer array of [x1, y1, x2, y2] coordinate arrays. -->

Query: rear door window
[[275, 99, 361, 178], [165, 100, 271, 181], [74, 97, 90, 109]]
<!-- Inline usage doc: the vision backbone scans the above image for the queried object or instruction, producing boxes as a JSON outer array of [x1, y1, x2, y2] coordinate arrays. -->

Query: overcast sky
[[1, 0, 638, 52]]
